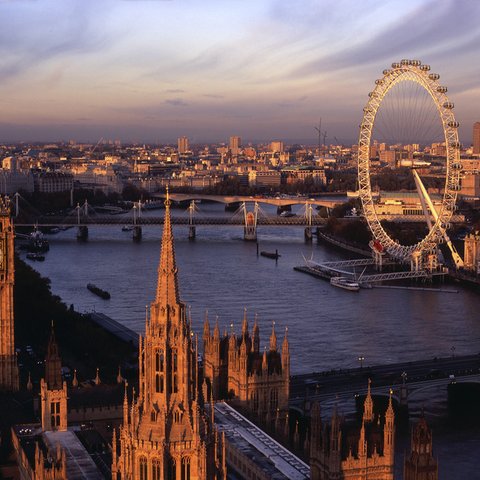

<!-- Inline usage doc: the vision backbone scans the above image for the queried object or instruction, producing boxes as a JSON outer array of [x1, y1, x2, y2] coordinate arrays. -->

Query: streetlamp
[[358, 356, 365, 369]]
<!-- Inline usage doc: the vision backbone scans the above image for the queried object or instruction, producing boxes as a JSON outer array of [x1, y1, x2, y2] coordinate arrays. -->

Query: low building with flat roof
[[214, 401, 310, 480]]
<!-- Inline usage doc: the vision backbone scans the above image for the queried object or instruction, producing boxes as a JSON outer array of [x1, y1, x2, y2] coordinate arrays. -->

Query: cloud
[[294, 0, 480, 78], [203, 94, 224, 99], [0, 1, 115, 81], [165, 89, 185, 93], [165, 98, 188, 107]]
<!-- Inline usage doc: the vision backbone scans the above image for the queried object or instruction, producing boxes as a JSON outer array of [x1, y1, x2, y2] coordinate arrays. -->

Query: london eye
[[357, 59, 463, 269]]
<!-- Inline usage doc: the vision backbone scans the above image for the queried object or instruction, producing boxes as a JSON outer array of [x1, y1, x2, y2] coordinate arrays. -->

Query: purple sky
[[0, 0, 479, 145]]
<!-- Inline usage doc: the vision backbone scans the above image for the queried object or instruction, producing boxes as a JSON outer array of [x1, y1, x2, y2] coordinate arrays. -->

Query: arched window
[[139, 456, 148, 480], [251, 391, 259, 411], [181, 457, 190, 480], [173, 374, 178, 393], [152, 458, 161, 480], [173, 352, 178, 372], [155, 349, 165, 393], [270, 388, 278, 410]]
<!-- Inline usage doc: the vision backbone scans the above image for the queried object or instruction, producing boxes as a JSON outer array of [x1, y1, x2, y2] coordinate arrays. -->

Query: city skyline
[[1, 0, 480, 144]]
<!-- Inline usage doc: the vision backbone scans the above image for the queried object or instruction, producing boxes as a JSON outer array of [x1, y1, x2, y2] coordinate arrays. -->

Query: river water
[[27, 202, 480, 376], [24, 202, 480, 479]]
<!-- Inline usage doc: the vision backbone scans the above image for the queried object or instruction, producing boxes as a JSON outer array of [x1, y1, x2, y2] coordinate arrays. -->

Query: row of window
[[250, 388, 278, 411], [139, 456, 190, 480]]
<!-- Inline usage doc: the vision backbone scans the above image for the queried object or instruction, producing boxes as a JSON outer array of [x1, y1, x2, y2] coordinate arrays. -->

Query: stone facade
[[310, 381, 395, 480], [113, 190, 226, 480], [404, 415, 438, 480], [203, 310, 290, 424], [0, 197, 19, 391]]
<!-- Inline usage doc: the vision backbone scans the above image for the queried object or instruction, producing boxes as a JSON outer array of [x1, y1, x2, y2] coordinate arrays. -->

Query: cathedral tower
[[0, 197, 19, 391], [114, 189, 225, 480]]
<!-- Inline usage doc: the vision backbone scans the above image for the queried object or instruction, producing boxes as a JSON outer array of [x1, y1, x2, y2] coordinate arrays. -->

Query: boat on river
[[26, 253, 45, 261], [260, 250, 281, 260], [87, 283, 111, 300], [330, 276, 360, 292]]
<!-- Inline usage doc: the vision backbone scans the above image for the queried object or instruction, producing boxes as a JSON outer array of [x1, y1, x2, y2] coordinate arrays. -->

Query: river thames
[[23, 202, 480, 479]]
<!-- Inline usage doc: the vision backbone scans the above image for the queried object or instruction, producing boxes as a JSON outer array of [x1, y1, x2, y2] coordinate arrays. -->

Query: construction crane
[[314, 118, 326, 155], [89, 137, 104, 156]]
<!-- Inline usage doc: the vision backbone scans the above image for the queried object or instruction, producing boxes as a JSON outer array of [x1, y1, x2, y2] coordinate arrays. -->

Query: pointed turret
[[26, 372, 32, 391], [269, 321, 277, 351], [282, 326, 289, 370], [203, 310, 210, 343], [72, 369, 78, 388], [384, 388, 395, 460], [95, 367, 101, 386], [213, 317, 220, 341], [154, 187, 180, 309], [241, 307, 248, 337], [45, 322, 62, 390], [262, 347, 268, 373], [363, 378, 374, 423], [117, 366, 123, 384], [252, 314, 260, 353]]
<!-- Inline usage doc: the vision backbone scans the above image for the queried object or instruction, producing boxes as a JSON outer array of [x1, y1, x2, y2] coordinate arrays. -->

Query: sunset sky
[[1, 0, 479, 144]]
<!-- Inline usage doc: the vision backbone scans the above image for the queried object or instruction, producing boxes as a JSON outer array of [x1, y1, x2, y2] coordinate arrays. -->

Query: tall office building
[[178, 136, 189, 154], [473, 122, 480, 155], [229, 136, 241, 155]]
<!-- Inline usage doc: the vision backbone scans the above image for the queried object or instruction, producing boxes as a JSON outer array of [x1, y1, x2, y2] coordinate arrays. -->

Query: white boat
[[330, 276, 360, 292]]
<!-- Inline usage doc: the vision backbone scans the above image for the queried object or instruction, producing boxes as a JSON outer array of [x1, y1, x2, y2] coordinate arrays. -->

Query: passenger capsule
[[411, 60, 421, 66], [452, 162, 463, 170], [447, 121, 459, 128], [443, 102, 454, 109], [450, 141, 460, 148], [363, 107, 372, 113], [452, 184, 461, 191], [420, 64, 431, 71], [368, 91, 377, 98], [401, 59, 409, 65], [375, 79, 384, 85], [383, 69, 392, 76], [436, 86, 448, 93], [429, 73, 440, 81], [391, 62, 401, 69]]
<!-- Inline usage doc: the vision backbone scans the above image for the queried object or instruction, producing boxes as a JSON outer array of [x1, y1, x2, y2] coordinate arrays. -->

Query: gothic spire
[[45, 322, 62, 390], [155, 187, 180, 307]]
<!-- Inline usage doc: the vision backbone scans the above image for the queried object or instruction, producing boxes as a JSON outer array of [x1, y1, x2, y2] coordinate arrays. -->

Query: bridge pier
[[243, 202, 258, 241], [133, 226, 142, 242], [304, 227, 313, 242], [77, 225, 88, 241], [189, 225, 196, 240]]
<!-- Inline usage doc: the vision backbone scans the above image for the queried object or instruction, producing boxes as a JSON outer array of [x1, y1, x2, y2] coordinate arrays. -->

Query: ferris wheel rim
[[357, 60, 462, 261]]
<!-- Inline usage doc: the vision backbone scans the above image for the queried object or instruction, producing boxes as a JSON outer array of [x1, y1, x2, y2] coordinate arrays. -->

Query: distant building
[[473, 122, 480, 155], [33, 171, 74, 193], [463, 231, 480, 273], [310, 381, 395, 480], [248, 170, 282, 188], [404, 415, 438, 480], [178, 136, 190, 154], [460, 173, 480, 197], [270, 141, 284, 153], [230, 136, 241, 155]]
